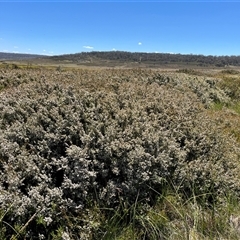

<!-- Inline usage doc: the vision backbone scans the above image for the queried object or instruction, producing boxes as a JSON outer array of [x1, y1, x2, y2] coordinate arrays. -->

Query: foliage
[[220, 69, 239, 75], [0, 68, 240, 239], [216, 74, 240, 102], [49, 51, 240, 67]]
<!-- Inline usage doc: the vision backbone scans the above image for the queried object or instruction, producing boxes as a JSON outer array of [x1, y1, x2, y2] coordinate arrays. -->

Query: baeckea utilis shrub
[[0, 69, 240, 238]]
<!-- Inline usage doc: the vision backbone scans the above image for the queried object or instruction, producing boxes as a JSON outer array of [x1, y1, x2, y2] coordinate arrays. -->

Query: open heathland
[[1, 65, 240, 239]]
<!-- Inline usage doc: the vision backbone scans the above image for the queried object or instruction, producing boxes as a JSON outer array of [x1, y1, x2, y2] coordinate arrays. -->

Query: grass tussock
[[0, 67, 240, 239]]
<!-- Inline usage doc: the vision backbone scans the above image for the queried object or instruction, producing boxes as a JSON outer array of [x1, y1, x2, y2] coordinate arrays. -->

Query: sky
[[0, 0, 240, 56]]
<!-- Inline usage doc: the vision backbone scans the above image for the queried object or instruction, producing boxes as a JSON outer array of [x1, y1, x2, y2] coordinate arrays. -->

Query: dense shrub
[[149, 72, 230, 106], [217, 75, 240, 102], [220, 69, 239, 75], [0, 69, 239, 238]]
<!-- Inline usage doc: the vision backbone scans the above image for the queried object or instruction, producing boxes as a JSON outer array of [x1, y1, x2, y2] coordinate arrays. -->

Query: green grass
[[211, 101, 240, 114], [229, 102, 240, 114], [87, 183, 240, 240]]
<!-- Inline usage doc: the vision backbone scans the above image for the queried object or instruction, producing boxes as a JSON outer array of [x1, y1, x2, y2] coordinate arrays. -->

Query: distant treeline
[[50, 51, 240, 67], [0, 52, 46, 60], [2, 51, 240, 67]]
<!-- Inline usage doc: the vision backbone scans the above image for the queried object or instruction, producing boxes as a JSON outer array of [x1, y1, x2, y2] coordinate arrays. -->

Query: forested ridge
[[49, 51, 240, 67], [2, 51, 240, 67]]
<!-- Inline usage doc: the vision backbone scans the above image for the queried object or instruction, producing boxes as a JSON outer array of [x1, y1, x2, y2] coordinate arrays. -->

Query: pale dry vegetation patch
[[0, 68, 240, 239]]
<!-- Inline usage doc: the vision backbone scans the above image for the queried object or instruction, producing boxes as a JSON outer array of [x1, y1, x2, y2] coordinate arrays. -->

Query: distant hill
[[0, 52, 46, 61], [2, 51, 240, 68], [49, 51, 240, 67]]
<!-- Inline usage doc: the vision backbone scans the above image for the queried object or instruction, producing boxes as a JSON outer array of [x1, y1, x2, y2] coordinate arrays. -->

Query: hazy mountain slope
[[0, 52, 46, 60]]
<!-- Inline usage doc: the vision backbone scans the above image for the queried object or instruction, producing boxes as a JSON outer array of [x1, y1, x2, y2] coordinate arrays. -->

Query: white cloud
[[112, 48, 116, 51], [3, 50, 9, 52], [40, 50, 54, 55], [14, 46, 18, 49], [83, 46, 94, 49], [138, 42, 142, 45]]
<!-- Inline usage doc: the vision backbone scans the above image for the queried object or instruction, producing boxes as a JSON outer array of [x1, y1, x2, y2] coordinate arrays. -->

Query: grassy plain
[[1, 60, 240, 239]]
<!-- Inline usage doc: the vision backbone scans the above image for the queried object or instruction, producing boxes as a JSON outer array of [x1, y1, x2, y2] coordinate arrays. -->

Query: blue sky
[[0, 1, 240, 56]]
